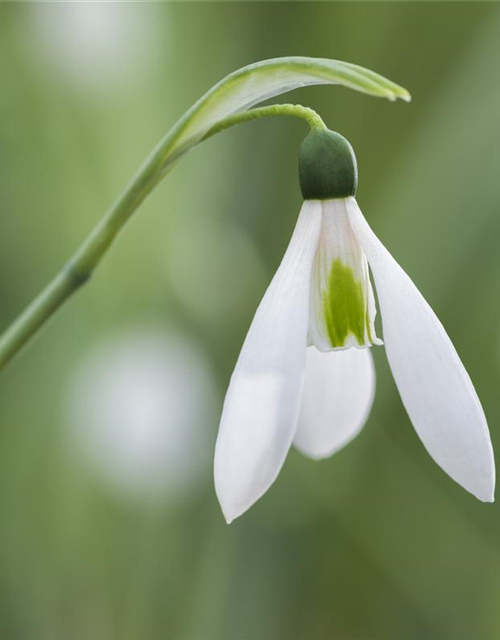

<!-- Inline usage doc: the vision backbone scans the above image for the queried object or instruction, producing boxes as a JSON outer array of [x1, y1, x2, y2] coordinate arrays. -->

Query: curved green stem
[[0, 54, 409, 373], [0, 104, 322, 372], [202, 104, 326, 141]]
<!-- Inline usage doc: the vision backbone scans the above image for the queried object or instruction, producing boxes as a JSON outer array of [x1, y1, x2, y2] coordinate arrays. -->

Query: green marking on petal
[[365, 304, 374, 344], [323, 259, 367, 348]]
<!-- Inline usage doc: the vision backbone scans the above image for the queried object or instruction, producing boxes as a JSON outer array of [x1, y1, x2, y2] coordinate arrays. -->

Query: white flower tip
[[214, 435, 273, 524], [214, 475, 257, 525], [470, 473, 495, 504], [215, 486, 236, 525], [484, 492, 495, 504], [294, 444, 330, 461], [294, 439, 350, 462], [214, 427, 284, 524], [471, 486, 495, 504], [449, 457, 495, 503]]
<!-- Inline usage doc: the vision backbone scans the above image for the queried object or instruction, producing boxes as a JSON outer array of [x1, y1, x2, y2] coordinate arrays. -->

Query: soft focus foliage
[[1, 3, 500, 639], [66, 329, 216, 504]]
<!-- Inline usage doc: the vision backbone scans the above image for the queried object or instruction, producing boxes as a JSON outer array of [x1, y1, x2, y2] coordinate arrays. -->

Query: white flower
[[214, 129, 495, 523]]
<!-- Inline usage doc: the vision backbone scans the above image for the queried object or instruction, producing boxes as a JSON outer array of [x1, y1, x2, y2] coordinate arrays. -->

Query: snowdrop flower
[[215, 128, 495, 523]]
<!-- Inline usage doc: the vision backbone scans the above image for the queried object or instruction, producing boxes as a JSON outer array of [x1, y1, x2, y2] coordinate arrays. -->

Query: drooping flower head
[[215, 127, 495, 523], [299, 129, 381, 352]]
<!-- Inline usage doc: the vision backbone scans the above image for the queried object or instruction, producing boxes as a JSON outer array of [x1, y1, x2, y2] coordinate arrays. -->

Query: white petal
[[214, 201, 322, 523], [294, 346, 375, 459], [347, 198, 495, 502], [308, 199, 382, 351]]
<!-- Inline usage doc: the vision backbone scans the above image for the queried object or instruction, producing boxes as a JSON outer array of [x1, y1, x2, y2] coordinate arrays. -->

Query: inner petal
[[308, 199, 382, 351]]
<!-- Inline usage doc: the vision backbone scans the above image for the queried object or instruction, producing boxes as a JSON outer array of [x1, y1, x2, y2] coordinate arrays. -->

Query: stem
[[202, 104, 326, 141], [0, 104, 323, 372]]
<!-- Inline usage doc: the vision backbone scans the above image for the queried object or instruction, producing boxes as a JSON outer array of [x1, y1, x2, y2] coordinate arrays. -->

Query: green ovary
[[322, 259, 368, 348]]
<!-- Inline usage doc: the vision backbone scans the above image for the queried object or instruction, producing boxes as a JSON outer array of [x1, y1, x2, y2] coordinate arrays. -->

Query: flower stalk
[[0, 57, 409, 373], [0, 104, 323, 371]]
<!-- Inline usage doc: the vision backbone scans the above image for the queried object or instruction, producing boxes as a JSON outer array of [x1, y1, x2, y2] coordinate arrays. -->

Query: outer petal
[[347, 198, 495, 502], [294, 346, 375, 459], [214, 202, 322, 523]]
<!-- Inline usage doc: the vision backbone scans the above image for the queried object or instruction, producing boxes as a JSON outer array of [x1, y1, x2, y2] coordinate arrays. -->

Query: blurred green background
[[1, 2, 500, 639]]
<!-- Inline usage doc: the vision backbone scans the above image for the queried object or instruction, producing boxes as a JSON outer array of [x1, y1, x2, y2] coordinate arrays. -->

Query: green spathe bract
[[165, 57, 411, 168], [323, 259, 368, 348], [299, 129, 357, 200]]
